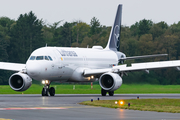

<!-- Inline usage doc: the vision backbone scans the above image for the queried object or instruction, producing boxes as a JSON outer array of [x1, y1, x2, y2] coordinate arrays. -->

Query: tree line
[[0, 11, 180, 85]]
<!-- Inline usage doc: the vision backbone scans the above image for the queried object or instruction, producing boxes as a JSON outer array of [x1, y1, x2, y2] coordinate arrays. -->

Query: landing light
[[45, 80, 49, 84], [42, 80, 45, 84], [42, 80, 49, 84], [91, 76, 94, 79]]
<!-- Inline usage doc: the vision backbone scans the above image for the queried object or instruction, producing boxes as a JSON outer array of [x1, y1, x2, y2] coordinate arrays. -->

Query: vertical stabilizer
[[105, 4, 122, 51]]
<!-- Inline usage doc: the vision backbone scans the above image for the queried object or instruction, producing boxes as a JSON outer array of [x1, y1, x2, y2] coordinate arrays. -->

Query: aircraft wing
[[0, 62, 26, 71], [84, 60, 180, 76]]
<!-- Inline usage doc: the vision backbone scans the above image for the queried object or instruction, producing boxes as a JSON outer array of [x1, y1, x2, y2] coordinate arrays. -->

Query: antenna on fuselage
[[45, 43, 47, 47]]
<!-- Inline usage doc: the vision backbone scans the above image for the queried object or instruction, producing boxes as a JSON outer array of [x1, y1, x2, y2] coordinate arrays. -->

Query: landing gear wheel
[[42, 88, 48, 96], [101, 88, 107, 96], [108, 91, 114, 96], [49, 87, 55, 96]]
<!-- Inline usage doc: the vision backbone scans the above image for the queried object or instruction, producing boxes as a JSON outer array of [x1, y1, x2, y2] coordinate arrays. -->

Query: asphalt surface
[[0, 94, 180, 120]]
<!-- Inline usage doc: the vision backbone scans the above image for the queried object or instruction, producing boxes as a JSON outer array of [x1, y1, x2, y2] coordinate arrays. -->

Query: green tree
[[130, 22, 139, 36], [72, 21, 90, 46], [138, 34, 154, 55], [170, 22, 180, 60], [96, 26, 110, 47], [0, 17, 15, 85], [130, 19, 153, 37], [150, 21, 168, 40], [0, 17, 15, 61], [43, 21, 63, 46], [138, 19, 153, 36], [9, 11, 44, 63], [42, 25, 54, 45], [157, 34, 177, 60], [90, 17, 102, 35], [80, 36, 93, 47], [60, 22, 75, 47]]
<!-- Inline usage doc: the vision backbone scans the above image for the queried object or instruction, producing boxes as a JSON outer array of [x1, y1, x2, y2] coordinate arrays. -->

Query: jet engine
[[9, 72, 32, 91], [99, 72, 122, 91]]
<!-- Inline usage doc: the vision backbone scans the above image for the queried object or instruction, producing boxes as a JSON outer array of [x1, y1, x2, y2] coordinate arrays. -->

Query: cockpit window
[[29, 56, 36, 60], [29, 56, 52, 61], [45, 56, 49, 60], [36, 56, 43, 60], [48, 56, 53, 61]]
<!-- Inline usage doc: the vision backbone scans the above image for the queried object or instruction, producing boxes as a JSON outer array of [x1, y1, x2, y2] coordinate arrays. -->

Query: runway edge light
[[119, 100, 124, 105], [128, 103, 130, 107]]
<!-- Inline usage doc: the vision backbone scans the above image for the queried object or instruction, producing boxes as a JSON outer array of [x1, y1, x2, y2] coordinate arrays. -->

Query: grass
[[116, 84, 180, 94], [80, 99, 180, 113], [0, 84, 180, 94]]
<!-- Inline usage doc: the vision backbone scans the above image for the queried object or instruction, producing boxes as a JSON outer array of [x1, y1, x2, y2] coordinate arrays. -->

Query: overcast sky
[[0, 0, 180, 27]]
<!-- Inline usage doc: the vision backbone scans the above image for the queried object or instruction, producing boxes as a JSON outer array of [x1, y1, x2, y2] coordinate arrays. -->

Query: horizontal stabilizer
[[120, 54, 168, 61]]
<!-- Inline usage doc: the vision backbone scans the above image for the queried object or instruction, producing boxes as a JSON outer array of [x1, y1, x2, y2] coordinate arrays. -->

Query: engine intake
[[99, 72, 122, 91], [9, 72, 32, 91]]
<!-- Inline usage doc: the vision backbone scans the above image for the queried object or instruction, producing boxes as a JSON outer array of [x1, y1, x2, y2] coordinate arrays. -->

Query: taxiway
[[0, 94, 180, 120]]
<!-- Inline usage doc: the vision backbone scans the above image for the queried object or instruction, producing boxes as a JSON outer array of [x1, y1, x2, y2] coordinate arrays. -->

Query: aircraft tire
[[101, 88, 107, 96], [49, 87, 55, 96], [108, 91, 114, 96], [42, 88, 48, 96]]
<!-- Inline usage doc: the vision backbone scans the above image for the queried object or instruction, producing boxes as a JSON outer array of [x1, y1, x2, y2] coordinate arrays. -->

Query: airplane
[[0, 4, 180, 96]]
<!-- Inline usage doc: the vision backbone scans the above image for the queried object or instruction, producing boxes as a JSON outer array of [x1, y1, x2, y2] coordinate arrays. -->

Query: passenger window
[[48, 56, 53, 61], [29, 56, 36, 60], [36, 56, 43, 60], [45, 56, 49, 60]]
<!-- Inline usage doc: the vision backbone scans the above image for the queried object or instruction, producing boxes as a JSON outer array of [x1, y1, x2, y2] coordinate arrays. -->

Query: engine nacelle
[[9, 72, 32, 92], [99, 72, 122, 91]]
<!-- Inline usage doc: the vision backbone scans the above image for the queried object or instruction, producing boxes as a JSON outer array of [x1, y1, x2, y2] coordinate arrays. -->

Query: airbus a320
[[1, 4, 180, 96]]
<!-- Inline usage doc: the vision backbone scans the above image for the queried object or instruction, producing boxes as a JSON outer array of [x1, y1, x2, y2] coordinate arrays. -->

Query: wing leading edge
[[84, 60, 180, 76], [0, 62, 26, 71]]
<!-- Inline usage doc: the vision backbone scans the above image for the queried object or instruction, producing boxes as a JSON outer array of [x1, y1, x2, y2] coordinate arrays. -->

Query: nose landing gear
[[41, 80, 55, 96]]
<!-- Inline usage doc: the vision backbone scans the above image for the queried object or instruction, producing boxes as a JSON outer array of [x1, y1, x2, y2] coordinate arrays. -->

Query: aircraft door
[[50, 50, 62, 78], [83, 56, 88, 67]]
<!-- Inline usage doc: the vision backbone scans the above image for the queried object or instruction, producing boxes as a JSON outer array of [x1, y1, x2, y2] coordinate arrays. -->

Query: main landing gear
[[41, 80, 55, 96], [101, 88, 114, 96]]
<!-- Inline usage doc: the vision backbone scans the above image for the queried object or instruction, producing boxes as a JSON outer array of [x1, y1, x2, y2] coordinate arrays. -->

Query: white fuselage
[[26, 47, 124, 82]]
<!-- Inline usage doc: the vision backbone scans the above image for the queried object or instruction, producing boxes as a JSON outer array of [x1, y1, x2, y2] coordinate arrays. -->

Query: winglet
[[105, 4, 122, 51]]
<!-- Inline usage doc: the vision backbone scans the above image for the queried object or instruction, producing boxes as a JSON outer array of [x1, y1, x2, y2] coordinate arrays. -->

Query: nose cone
[[26, 61, 41, 77]]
